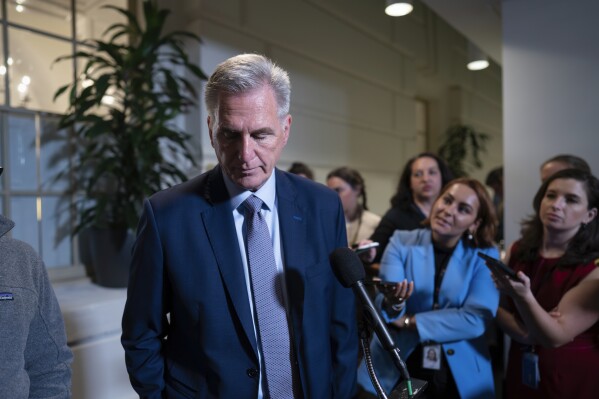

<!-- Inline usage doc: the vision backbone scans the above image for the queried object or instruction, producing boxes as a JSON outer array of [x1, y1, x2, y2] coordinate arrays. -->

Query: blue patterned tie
[[243, 195, 300, 398]]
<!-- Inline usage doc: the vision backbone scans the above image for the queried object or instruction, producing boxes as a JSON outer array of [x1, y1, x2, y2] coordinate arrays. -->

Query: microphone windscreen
[[329, 247, 365, 288]]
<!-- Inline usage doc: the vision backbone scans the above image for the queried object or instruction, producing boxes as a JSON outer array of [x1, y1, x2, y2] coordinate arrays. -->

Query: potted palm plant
[[54, 0, 206, 287], [438, 124, 490, 177]]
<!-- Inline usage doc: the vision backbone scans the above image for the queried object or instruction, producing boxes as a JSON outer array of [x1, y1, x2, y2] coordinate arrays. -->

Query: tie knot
[[243, 195, 263, 214]]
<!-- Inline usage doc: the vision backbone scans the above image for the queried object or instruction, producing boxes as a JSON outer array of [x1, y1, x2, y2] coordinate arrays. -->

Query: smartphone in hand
[[363, 280, 397, 293], [352, 242, 379, 255], [477, 251, 519, 280]]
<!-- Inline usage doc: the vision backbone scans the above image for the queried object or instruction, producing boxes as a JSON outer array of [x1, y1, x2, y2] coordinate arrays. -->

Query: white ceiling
[[36, 1, 504, 66], [420, 0, 502, 65]]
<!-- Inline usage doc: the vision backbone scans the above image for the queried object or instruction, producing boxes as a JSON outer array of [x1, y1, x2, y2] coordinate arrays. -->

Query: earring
[[467, 231, 474, 241], [581, 222, 587, 231]]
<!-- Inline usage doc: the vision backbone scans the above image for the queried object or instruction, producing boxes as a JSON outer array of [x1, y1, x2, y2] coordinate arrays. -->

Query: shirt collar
[[222, 169, 277, 212]]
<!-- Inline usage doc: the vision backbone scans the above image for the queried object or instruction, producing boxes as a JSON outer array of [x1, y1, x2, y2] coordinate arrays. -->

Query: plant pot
[[88, 227, 133, 288], [77, 228, 96, 283]]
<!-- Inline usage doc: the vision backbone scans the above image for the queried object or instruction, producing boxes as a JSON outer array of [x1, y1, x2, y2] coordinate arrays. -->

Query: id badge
[[522, 352, 540, 389], [422, 344, 441, 370]]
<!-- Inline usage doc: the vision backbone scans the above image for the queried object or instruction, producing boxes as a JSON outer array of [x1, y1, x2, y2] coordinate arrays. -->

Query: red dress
[[505, 250, 599, 399]]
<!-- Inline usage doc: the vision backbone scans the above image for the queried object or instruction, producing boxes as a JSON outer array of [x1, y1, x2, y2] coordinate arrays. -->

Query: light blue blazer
[[357, 229, 499, 399]]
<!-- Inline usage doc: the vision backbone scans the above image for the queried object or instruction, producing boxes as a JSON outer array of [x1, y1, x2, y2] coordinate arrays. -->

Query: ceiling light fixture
[[385, 0, 414, 17], [467, 42, 489, 71]]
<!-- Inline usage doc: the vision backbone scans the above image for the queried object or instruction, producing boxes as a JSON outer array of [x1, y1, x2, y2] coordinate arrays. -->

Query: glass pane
[[7, 0, 72, 38], [8, 114, 37, 190], [41, 195, 72, 268], [40, 115, 70, 191], [10, 196, 39, 253], [8, 28, 73, 112], [0, 116, 4, 189], [76, 0, 128, 42], [0, 29, 4, 106]]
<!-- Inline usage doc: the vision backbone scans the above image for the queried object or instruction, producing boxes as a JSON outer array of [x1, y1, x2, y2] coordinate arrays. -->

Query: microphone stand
[[359, 296, 427, 399]]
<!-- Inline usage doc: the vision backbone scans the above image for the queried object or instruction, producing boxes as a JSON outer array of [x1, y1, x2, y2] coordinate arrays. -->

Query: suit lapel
[[275, 170, 307, 344], [202, 167, 258, 357], [414, 242, 436, 311], [438, 240, 467, 306]]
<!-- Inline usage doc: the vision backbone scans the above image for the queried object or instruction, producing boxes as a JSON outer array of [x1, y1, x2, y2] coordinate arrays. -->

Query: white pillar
[[502, 0, 599, 245]]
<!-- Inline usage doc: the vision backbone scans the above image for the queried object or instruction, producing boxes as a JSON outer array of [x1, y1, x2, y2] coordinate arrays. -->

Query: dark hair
[[424, 177, 497, 248], [390, 152, 453, 208], [515, 168, 599, 267], [541, 154, 591, 174], [288, 162, 314, 180], [485, 167, 503, 187], [327, 166, 369, 210]]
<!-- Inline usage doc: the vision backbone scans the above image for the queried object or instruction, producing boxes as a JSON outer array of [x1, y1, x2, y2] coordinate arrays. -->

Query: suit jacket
[[357, 229, 499, 399], [121, 167, 358, 399]]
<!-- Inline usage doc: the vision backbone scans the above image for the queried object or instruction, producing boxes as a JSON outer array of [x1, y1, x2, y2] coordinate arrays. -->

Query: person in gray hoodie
[[0, 166, 73, 398]]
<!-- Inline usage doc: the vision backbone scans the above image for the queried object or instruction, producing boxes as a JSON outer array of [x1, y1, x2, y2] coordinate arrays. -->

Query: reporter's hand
[[491, 268, 532, 300], [383, 279, 414, 312], [353, 239, 377, 263]]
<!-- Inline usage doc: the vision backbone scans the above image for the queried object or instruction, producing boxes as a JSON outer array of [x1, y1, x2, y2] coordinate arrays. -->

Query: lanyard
[[432, 264, 449, 310], [432, 246, 453, 310]]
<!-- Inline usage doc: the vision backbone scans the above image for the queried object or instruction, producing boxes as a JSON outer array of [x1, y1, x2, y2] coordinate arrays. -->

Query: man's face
[[208, 85, 290, 191]]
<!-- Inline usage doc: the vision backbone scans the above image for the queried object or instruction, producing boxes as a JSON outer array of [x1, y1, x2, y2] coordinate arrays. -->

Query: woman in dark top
[[489, 169, 599, 398], [370, 152, 453, 264]]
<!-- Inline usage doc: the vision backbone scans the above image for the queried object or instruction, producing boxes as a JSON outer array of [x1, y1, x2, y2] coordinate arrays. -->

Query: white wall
[[162, 0, 503, 216], [502, 0, 599, 245], [55, 280, 136, 399]]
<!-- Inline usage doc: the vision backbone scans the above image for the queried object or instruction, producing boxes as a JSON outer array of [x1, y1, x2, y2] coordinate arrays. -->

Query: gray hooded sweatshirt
[[0, 214, 72, 398]]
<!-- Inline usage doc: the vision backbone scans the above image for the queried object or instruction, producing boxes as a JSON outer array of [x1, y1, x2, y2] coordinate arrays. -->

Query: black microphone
[[330, 247, 427, 399], [330, 247, 398, 353]]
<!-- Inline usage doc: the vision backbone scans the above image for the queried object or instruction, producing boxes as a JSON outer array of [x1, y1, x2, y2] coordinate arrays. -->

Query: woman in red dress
[[489, 168, 599, 398]]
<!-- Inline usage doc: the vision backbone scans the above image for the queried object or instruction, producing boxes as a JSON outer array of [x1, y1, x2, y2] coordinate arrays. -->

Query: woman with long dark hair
[[370, 153, 453, 264], [490, 168, 599, 398]]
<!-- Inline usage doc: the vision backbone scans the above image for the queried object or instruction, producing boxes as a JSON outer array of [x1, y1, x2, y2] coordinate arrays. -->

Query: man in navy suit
[[121, 54, 358, 398]]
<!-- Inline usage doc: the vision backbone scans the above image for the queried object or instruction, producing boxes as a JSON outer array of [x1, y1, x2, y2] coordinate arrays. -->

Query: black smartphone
[[364, 280, 397, 293], [352, 242, 379, 254], [477, 252, 519, 280]]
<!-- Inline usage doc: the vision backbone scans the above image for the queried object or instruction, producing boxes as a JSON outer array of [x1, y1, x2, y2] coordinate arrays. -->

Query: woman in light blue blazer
[[357, 178, 499, 399]]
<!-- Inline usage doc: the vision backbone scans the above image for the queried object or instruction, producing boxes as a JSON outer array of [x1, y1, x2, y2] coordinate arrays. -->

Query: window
[[0, 0, 127, 274]]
